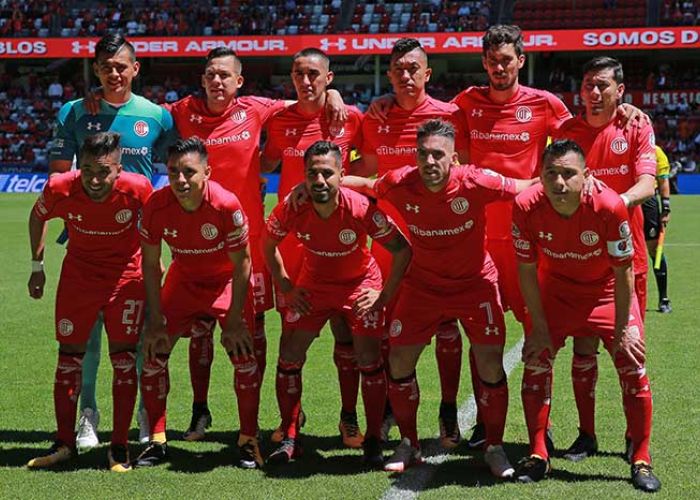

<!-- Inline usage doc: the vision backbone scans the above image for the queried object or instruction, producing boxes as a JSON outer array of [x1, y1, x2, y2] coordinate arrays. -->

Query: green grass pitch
[[0, 193, 698, 499]]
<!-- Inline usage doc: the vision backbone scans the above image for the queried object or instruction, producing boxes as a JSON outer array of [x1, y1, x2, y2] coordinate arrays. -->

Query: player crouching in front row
[[27, 132, 152, 472]]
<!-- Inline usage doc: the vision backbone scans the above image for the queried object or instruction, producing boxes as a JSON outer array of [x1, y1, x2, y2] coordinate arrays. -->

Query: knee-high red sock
[[359, 360, 387, 439], [110, 351, 137, 446], [468, 348, 483, 425], [55, 352, 84, 447], [388, 372, 420, 447], [276, 359, 303, 439], [141, 354, 170, 441], [480, 377, 508, 447], [333, 341, 359, 413], [572, 353, 598, 437], [229, 353, 261, 437], [253, 313, 267, 382], [435, 320, 462, 405], [188, 319, 215, 405], [521, 351, 554, 459], [614, 353, 653, 464]]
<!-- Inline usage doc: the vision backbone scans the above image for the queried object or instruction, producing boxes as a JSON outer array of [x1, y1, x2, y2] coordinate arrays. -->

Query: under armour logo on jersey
[[377, 125, 390, 134], [405, 203, 420, 213], [86, 121, 101, 131], [296, 232, 311, 241], [67, 213, 82, 221], [164, 228, 178, 238], [538, 231, 553, 241], [471, 108, 483, 117], [190, 114, 203, 124], [285, 128, 298, 136]]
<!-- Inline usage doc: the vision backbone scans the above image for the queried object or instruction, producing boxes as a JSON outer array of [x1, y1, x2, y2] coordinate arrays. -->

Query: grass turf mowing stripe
[[380, 336, 524, 500]]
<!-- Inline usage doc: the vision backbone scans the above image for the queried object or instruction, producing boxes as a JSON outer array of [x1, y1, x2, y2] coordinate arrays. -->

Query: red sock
[[110, 351, 137, 446], [276, 359, 303, 439], [468, 348, 483, 425], [141, 354, 170, 438], [333, 341, 359, 413], [253, 313, 267, 381], [572, 353, 598, 437], [614, 353, 653, 464], [229, 353, 261, 437], [54, 352, 84, 447], [521, 351, 554, 459], [188, 319, 215, 405], [480, 377, 508, 447], [435, 320, 462, 405], [388, 372, 420, 447], [359, 360, 387, 439]]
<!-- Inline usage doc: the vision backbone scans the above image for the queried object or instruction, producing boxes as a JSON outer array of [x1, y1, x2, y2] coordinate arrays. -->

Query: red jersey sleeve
[[469, 167, 518, 203], [605, 196, 635, 267], [545, 91, 572, 134], [252, 96, 287, 125], [511, 199, 537, 263], [372, 167, 405, 200], [361, 201, 398, 245], [222, 202, 250, 252], [32, 175, 65, 221], [451, 107, 469, 152], [262, 116, 283, 163], [450, 91, 471, 150], [139, 196, 162, 246], [632, 122, 658, 179], [265, 202, 291, 242], [348, 107, 364, 152]]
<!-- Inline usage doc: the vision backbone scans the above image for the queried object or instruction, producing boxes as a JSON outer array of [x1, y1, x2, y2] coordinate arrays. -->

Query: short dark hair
[[167, 137, 208, 163], [582, 56, 624, 84], [390, 37, 427, 63], [94, 33, 136, 62], [304, 140, 342, 169], [80, 131, 121, 161], [482, 25, 524, 57], [293, 47, 330, 69], [417, 119, 455, 143], [205, 47, 243, 74], [542, 139, 586, 167]]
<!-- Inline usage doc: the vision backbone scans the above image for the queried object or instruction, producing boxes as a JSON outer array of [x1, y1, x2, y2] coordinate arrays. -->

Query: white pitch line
[[380, 336, 524, 500]]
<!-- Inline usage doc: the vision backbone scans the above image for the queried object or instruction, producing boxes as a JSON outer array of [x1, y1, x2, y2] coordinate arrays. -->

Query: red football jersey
[[33, 171, 152, 278], [140, 180, 249, 279], [263, 103, 363, 201], [167, 95, 285, 234], [266, 187, 397, 286], [512, 183, 634, 292], [373, 165, 516, 292], [553, 116, 656, 274], [453, 85, 571, 240], [361, 96, 468, 175]]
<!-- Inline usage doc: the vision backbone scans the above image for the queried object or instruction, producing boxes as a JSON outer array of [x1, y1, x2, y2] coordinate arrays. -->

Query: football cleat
[[339, 410, 364, 449], [267, 438, 302, 465], [631, 461, 661, 492], [658, 298, 672, 314], [362, 436, 384, 469], [76, 408, 100, 452], [134, 441, 168, 467], [380, 412, 396, 443], [563, 429, 598, 462], [384, 438, 422, 473], [515, 455, 551, 483], [238, 434, 264, 469], [438, 402, 461, 449], [271, 408, 306, 444], [108, 444, 132, 473], [466, 422, 486, 449], [27, 441, 74, 468], [137, 408, 150, 444], [484, 444, 515, 478], [183, 404, 212, 442]]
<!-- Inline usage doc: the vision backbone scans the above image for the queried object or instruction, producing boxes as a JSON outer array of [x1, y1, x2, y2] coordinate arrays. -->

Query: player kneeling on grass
[[27, 132, 152, 472], [340, 119, 538, 477], [262, 140, 411, 468], [137, 137, 263, 469], [513, 139, 660, 493]]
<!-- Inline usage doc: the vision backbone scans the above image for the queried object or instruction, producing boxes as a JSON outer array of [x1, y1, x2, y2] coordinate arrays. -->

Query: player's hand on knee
[[352, 288, 384, 317], [522, 329, 553, 363], [221, 320, 253, 358], [286, 183, 309, 211], [143, 322, 169, 361], [614, 326, 646, 366], [286, 287, 312, 316], [28, 270, 46, 299]]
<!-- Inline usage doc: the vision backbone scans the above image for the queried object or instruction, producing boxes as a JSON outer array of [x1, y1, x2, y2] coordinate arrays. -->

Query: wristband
[[31, 260, 44, 273], [620, 194, 631, 208], [661, 197, 671, 213]]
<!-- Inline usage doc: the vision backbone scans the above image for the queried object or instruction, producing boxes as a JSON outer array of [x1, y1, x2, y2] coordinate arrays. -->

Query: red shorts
[[55, 262, 144, 345], [388, 278, 506, 347], [274, 235, 305, 312], [161, 269, 255, 338], [282, 267, 385, 338], [634, 271, 647, 321], [487, 237, 528, 324], [542, 283, 645, 350], [250, 230, 274, 314]]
